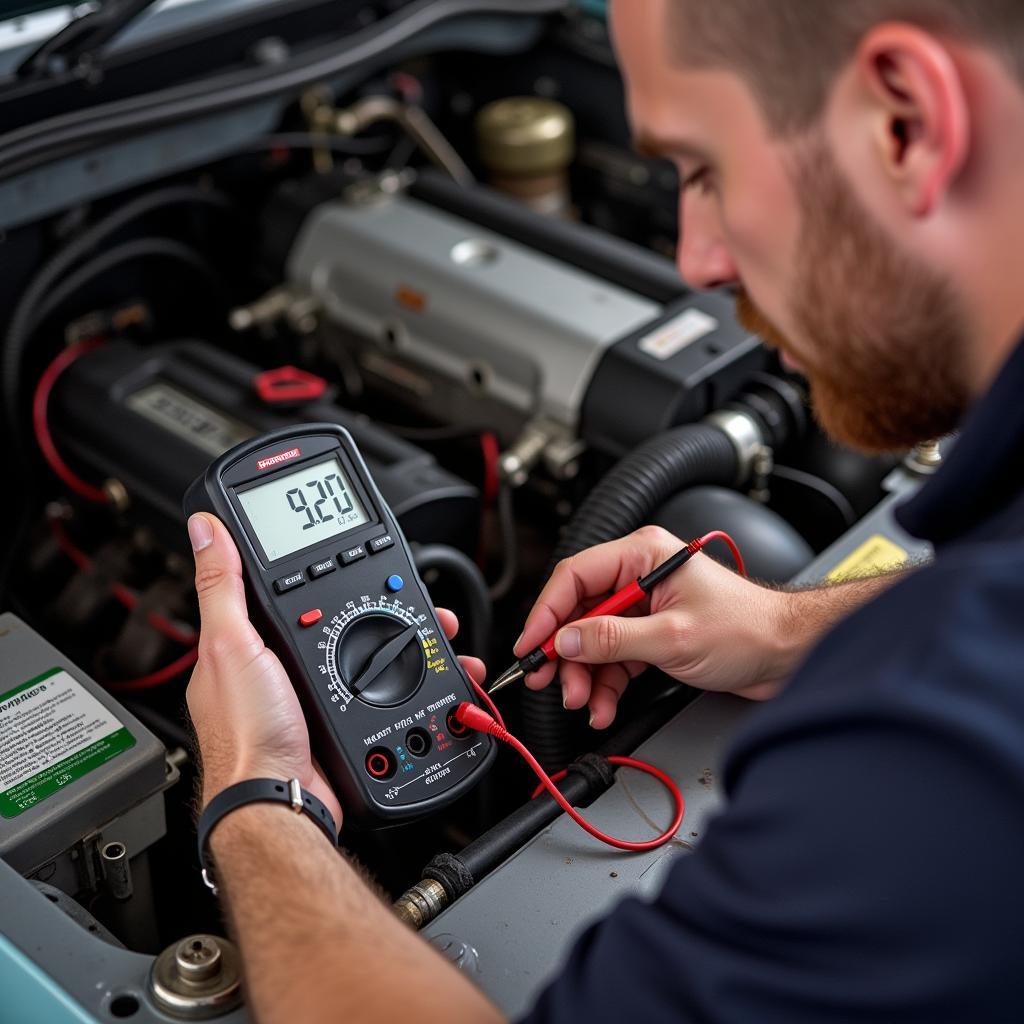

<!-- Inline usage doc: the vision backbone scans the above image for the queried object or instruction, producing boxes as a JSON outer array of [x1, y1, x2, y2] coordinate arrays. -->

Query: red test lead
[[486, 530, 746, 696], [455, 695, 685, 852]]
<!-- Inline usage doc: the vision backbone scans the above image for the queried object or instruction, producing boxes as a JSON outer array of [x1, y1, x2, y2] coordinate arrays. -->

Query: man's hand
[[185, 513, 503, 1024], [185, 512, 343, 824], [518, 525, 813, 728], [185, 513, 486, 825]]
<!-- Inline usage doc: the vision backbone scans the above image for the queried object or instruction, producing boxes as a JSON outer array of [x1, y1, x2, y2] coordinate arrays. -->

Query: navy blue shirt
[[524, 338, 1024, 1022]]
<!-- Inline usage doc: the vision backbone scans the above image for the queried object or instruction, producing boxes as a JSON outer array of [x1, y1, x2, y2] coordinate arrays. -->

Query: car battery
[[0, 613, 171, 895]]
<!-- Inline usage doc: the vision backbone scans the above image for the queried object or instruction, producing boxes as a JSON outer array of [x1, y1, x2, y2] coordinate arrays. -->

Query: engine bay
[[0, 2, 930, 1018]]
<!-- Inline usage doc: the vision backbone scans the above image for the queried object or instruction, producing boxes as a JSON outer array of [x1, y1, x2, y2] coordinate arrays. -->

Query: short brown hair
[[669, 1, 1024, 134]]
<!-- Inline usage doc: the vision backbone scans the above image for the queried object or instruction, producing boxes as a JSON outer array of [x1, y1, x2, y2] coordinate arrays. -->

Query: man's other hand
[[517, 525, 801, 729]]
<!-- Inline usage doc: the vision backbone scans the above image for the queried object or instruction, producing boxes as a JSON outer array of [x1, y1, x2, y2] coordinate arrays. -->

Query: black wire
[[2, 184, 229, 444], [488, 485, 518, 601], [0, 0, 568, 180], [27, 236, 222, 336], [384, 132, 419, 172], [0, 250, 215, 613], [379, 421, 492, 442], [771, 464, 857, 529], [5, 238, 221, 603], [413, 544, 492, 661], [233, 132, 396, 158], [0, 188, 228, 604], [0, 137, 122, 181]]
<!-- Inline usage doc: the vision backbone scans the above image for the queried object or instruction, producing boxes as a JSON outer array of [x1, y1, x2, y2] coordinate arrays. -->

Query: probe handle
[[499, 537, 734, 692], [537, 578, 646, 662]]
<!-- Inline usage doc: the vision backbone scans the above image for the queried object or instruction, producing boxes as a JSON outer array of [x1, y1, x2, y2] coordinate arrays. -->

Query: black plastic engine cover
[[581, 290, 768, 458], [49, 340, 478, 554]]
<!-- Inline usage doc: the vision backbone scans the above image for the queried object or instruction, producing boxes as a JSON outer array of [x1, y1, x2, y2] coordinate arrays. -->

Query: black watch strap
[[197, 778, 338, 894]]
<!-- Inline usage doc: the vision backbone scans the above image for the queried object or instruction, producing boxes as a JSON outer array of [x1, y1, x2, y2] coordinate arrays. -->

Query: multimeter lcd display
[[237, 457, 370, 560]]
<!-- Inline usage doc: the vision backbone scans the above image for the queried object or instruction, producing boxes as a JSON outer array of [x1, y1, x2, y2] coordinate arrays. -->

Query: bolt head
[[175, 936, 222, 983]]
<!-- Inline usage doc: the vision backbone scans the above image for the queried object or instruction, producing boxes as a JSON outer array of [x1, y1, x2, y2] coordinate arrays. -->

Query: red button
[[298, 609, 323, 627]]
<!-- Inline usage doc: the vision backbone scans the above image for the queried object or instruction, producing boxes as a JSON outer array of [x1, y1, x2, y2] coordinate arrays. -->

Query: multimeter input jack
[[446, 709, 469, 738], [404, 728, 431, 758], [365, 748, 396, 781]]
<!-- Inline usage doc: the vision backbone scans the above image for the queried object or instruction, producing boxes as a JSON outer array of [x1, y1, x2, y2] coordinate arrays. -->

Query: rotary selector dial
[[337, 614, 425, 706], [322, 599, 431, 709]]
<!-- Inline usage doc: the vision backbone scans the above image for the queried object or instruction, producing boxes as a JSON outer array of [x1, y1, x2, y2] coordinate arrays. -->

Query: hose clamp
[[705, 409, 767, 487], [393, 878, 450, 930]]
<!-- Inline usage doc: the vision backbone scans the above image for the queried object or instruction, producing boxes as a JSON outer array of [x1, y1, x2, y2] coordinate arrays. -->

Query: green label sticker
[[0, 667, 135, 818]]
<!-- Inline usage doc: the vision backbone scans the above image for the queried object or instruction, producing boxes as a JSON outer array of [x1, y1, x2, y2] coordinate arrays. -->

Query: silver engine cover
[[286, 190, 662, 433]]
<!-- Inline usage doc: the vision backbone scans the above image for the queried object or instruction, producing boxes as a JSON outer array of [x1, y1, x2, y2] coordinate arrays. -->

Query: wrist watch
[[197, 778, 339, 895]]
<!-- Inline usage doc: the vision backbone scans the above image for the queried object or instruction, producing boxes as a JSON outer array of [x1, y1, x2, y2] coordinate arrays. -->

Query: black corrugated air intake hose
[[521, 375, 804, 771]]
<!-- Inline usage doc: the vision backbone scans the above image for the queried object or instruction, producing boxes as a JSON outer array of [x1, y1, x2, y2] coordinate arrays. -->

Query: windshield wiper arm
[[16, 0, 160, 80]]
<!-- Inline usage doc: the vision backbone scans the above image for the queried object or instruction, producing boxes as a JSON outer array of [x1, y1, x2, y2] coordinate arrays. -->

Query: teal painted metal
[[0, 934, 99, 1023]]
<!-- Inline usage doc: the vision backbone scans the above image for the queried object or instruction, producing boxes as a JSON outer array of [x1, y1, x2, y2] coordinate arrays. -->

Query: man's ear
[[854, 23, 970, 217]]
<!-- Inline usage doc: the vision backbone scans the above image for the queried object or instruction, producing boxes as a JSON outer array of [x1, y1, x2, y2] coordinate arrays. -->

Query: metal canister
[[475, 97, 575, 218], [149, 934, 243, 1019]]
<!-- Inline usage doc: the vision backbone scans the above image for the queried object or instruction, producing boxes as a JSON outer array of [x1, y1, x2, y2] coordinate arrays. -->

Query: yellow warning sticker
[[826, 534, 909, 583]]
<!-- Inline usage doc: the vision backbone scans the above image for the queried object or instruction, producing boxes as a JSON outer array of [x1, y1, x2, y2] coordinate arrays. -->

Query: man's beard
[[735, 141, 971, 453]]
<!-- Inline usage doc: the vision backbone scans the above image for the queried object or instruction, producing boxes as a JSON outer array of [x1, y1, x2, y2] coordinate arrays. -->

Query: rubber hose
[[413, 544, 492, 661], [521, 423, 739, 770], [28, 237, 221, 335]]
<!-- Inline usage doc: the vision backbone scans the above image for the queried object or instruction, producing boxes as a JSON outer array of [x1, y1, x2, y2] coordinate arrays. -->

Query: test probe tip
[[487, 665, 525, 695]]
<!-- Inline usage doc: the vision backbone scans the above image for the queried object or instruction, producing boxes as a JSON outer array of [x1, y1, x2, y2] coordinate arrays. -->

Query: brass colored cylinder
[[476, 97, 575, 217]]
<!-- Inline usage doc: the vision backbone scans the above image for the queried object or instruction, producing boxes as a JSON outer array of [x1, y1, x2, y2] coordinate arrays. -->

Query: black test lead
[[486, 530, 746, 696]]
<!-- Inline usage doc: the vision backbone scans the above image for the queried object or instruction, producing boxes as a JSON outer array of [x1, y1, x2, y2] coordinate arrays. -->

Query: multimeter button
[[368, 534, 395, 555], [386, 574, 404, 593], [340, 544, 367, 565], [308, 557, 337, 579], [273, 572, 306, 594], [299, 609, 323, 627]]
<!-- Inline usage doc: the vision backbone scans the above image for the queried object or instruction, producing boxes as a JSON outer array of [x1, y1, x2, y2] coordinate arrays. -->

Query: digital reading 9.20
[[237, 457, 370, 560]]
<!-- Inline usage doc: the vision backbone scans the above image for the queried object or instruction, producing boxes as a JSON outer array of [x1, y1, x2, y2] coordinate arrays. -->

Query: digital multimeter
[[184, 423, 495, 823]]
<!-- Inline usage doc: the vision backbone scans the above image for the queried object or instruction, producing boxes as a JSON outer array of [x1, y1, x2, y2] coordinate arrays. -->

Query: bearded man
[[184, 2, 1024, 1020]]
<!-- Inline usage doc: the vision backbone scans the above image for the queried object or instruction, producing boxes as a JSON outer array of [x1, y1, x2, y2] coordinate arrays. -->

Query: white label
[[638, 308, 719, 360], [126, 382, 254, 457], [0, 669, 134, 817]]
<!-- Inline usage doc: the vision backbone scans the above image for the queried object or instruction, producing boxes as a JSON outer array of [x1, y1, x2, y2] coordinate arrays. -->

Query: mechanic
[[184, 0, 1024, 1020]]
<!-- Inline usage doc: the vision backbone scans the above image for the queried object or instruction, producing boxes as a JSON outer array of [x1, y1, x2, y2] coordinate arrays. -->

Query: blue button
[[386, 574, 404, 593]]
